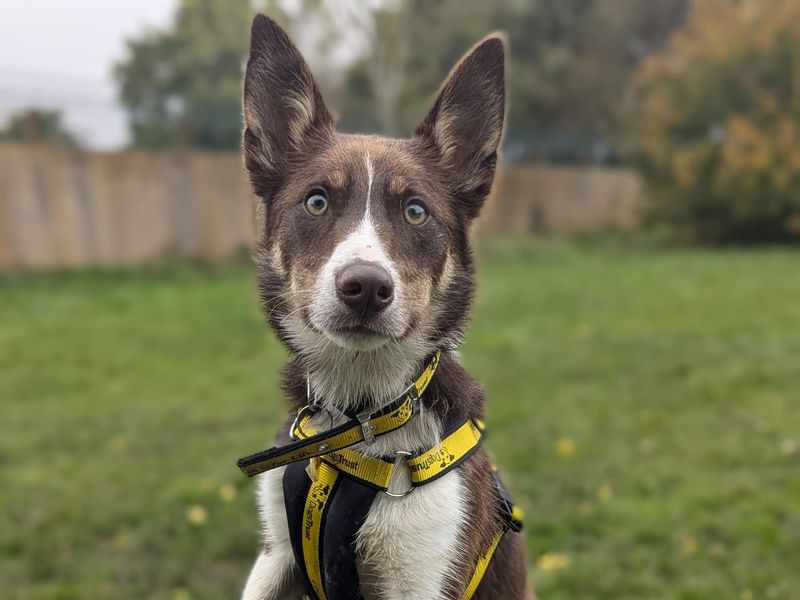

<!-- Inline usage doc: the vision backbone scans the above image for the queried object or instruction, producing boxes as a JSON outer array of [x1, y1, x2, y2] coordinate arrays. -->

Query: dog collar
[[236, 350, 441, 477]]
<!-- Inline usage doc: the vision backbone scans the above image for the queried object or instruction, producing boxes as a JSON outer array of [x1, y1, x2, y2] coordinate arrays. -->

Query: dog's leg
[[241, 548, 305, 600], [241, 467, 303, 600]]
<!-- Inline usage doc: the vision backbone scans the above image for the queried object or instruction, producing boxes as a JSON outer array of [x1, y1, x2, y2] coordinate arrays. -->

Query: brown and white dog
[[240, 14, 530, 600]]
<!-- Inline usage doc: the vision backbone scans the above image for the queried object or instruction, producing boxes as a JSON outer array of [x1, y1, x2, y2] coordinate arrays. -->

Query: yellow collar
[[237, 351, 442, 477]]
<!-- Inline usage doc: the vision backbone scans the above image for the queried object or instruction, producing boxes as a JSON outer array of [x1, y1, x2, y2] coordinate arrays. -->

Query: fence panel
[[0, 144, 642, 271]]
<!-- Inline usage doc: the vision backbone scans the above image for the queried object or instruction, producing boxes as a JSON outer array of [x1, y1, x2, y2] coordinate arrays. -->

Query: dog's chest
[[261, 407, 469, 598]]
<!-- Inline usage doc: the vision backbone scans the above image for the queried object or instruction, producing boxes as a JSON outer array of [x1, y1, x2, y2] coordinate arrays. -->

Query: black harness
[[238, 352, 522, 599]]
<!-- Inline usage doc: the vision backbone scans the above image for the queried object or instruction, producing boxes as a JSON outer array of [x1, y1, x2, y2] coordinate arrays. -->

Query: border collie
[[239, 15, 530, 600]]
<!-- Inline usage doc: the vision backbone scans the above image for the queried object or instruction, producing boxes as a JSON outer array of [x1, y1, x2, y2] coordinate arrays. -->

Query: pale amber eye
[[404, 201, 428, 225], [305, 190, 328, 216]]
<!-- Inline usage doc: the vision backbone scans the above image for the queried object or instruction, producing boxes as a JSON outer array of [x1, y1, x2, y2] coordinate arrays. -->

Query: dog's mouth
[[324, 322, 394, 350], [289, 304, 405, 351], [331, 324, 383, 336]]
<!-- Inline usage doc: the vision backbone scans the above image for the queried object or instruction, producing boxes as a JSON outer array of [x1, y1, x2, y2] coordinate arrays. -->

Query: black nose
[[335, 261, 394, 318]]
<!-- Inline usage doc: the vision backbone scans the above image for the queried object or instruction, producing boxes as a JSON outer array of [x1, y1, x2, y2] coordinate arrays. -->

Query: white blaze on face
[[309, 153, 406, 343]]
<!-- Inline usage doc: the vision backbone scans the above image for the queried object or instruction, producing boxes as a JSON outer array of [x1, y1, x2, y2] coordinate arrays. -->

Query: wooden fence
[[0, 144, 255, 271], [481, 164, 641, 236], [0, 144, 641, 271]]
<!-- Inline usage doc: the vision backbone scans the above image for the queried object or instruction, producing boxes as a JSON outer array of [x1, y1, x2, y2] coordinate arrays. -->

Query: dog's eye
[[403, 200, 429, 225], [305, 189, 328, 216]]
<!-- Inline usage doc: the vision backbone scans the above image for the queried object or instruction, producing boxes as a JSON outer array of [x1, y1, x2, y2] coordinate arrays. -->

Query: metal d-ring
[[290, 404, 334, 440], [383, 450, 415, 498], [290, 375, 332, 441], [289, 405, 314, 440]]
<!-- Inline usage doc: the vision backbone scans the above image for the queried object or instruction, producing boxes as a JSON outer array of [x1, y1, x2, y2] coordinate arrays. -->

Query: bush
[[636, 0, 800, 243]]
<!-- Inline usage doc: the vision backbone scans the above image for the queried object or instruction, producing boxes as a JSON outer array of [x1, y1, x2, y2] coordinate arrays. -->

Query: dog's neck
[[301, 345, 445, 457], [286, 348, 484, 458], [303, 342, 435, 414]]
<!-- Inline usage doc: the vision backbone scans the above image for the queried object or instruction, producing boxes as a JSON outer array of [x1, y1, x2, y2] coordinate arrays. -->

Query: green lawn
[[1, 241, 799, 599]]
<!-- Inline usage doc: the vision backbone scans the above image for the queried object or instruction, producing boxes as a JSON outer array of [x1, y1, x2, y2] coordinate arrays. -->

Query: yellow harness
[[237, 351, 522, 600]]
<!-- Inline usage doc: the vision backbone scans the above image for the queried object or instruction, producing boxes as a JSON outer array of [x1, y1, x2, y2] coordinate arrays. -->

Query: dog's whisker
[[277, 304, 314, 327], [265, 288, 317, 319]]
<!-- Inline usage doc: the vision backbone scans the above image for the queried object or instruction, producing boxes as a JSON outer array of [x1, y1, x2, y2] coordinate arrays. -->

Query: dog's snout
[[336, 261, 394, 318]]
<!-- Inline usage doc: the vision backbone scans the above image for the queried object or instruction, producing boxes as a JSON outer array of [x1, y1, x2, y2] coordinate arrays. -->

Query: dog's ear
[[243, 15, 333, 199], [415, 35, 506, 218]]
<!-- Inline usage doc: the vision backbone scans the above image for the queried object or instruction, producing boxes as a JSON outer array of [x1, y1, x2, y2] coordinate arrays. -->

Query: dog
[[238, 14, 531, 600]]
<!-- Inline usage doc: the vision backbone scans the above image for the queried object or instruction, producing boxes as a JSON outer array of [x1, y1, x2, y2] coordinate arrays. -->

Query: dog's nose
[[336, 261, 394, 318]]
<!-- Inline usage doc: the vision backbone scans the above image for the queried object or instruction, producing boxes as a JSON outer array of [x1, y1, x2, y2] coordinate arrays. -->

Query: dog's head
[[243, 16, 505, 390]]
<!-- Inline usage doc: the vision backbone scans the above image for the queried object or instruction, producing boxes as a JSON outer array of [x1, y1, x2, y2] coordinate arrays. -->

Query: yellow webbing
[[302, 461, 339, 600], [412, 350, 440, 396], [297, 418, 484, 491], [238, 399, 409, 475], [407, 419, 484, 484], [460, 526, 506, 600], [319, 447, 394, 488], [238, 352, 441, 477]]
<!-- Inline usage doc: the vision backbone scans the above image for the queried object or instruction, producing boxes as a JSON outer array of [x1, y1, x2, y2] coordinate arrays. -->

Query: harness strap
[[283, 461, 314, 591], [321, 471, 376, 599], [301, 461, 339, 600], [285, 460, 378, 600], [408, 418, 484, 486], [493, 465, 524, 533], [237, 351, 441, 477], [461, 525, 507, 600], [460, 470, 524, 600], [298, 418, 485, 491], [285, 458, 524, 600]]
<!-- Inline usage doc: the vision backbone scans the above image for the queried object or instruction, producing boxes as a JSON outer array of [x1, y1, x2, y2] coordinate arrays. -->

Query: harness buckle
[[493, 471, 524, 532], [357, 410, 377, 445]]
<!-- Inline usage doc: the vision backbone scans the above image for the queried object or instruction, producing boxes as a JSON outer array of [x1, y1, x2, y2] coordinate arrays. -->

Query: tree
[[114, 0, 688, 161], [0, 109, 76, 145], [335, 0, 687, 162], [637, 0, 800, 243], [114, 0, 253, 149]]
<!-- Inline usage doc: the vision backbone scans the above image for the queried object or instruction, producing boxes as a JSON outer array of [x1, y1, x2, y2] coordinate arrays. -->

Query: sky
[[0, 0, 177, 149]]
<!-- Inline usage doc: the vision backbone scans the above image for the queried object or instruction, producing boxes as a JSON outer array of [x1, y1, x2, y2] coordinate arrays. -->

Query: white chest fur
[[354, 404, 467, 599], [357, 470, 466, 599]]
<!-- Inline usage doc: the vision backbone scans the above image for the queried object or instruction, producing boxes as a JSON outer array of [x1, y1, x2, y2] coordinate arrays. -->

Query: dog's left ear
[[415, 34, 506, 218]]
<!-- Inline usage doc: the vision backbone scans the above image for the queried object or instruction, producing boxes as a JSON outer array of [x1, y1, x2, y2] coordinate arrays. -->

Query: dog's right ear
[[243, 15, 333, 199], [414, 35, 506, 220]]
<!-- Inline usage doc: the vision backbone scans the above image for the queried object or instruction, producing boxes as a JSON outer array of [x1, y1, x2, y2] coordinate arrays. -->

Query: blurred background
[[1, 0, 799, 598]]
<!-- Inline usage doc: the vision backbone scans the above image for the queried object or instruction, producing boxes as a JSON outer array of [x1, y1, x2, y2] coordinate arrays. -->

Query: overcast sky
[[0, 0, 177, 149]]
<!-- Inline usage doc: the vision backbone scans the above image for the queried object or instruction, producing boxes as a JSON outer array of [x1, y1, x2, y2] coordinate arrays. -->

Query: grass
[[1, 240, 799, 599]]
